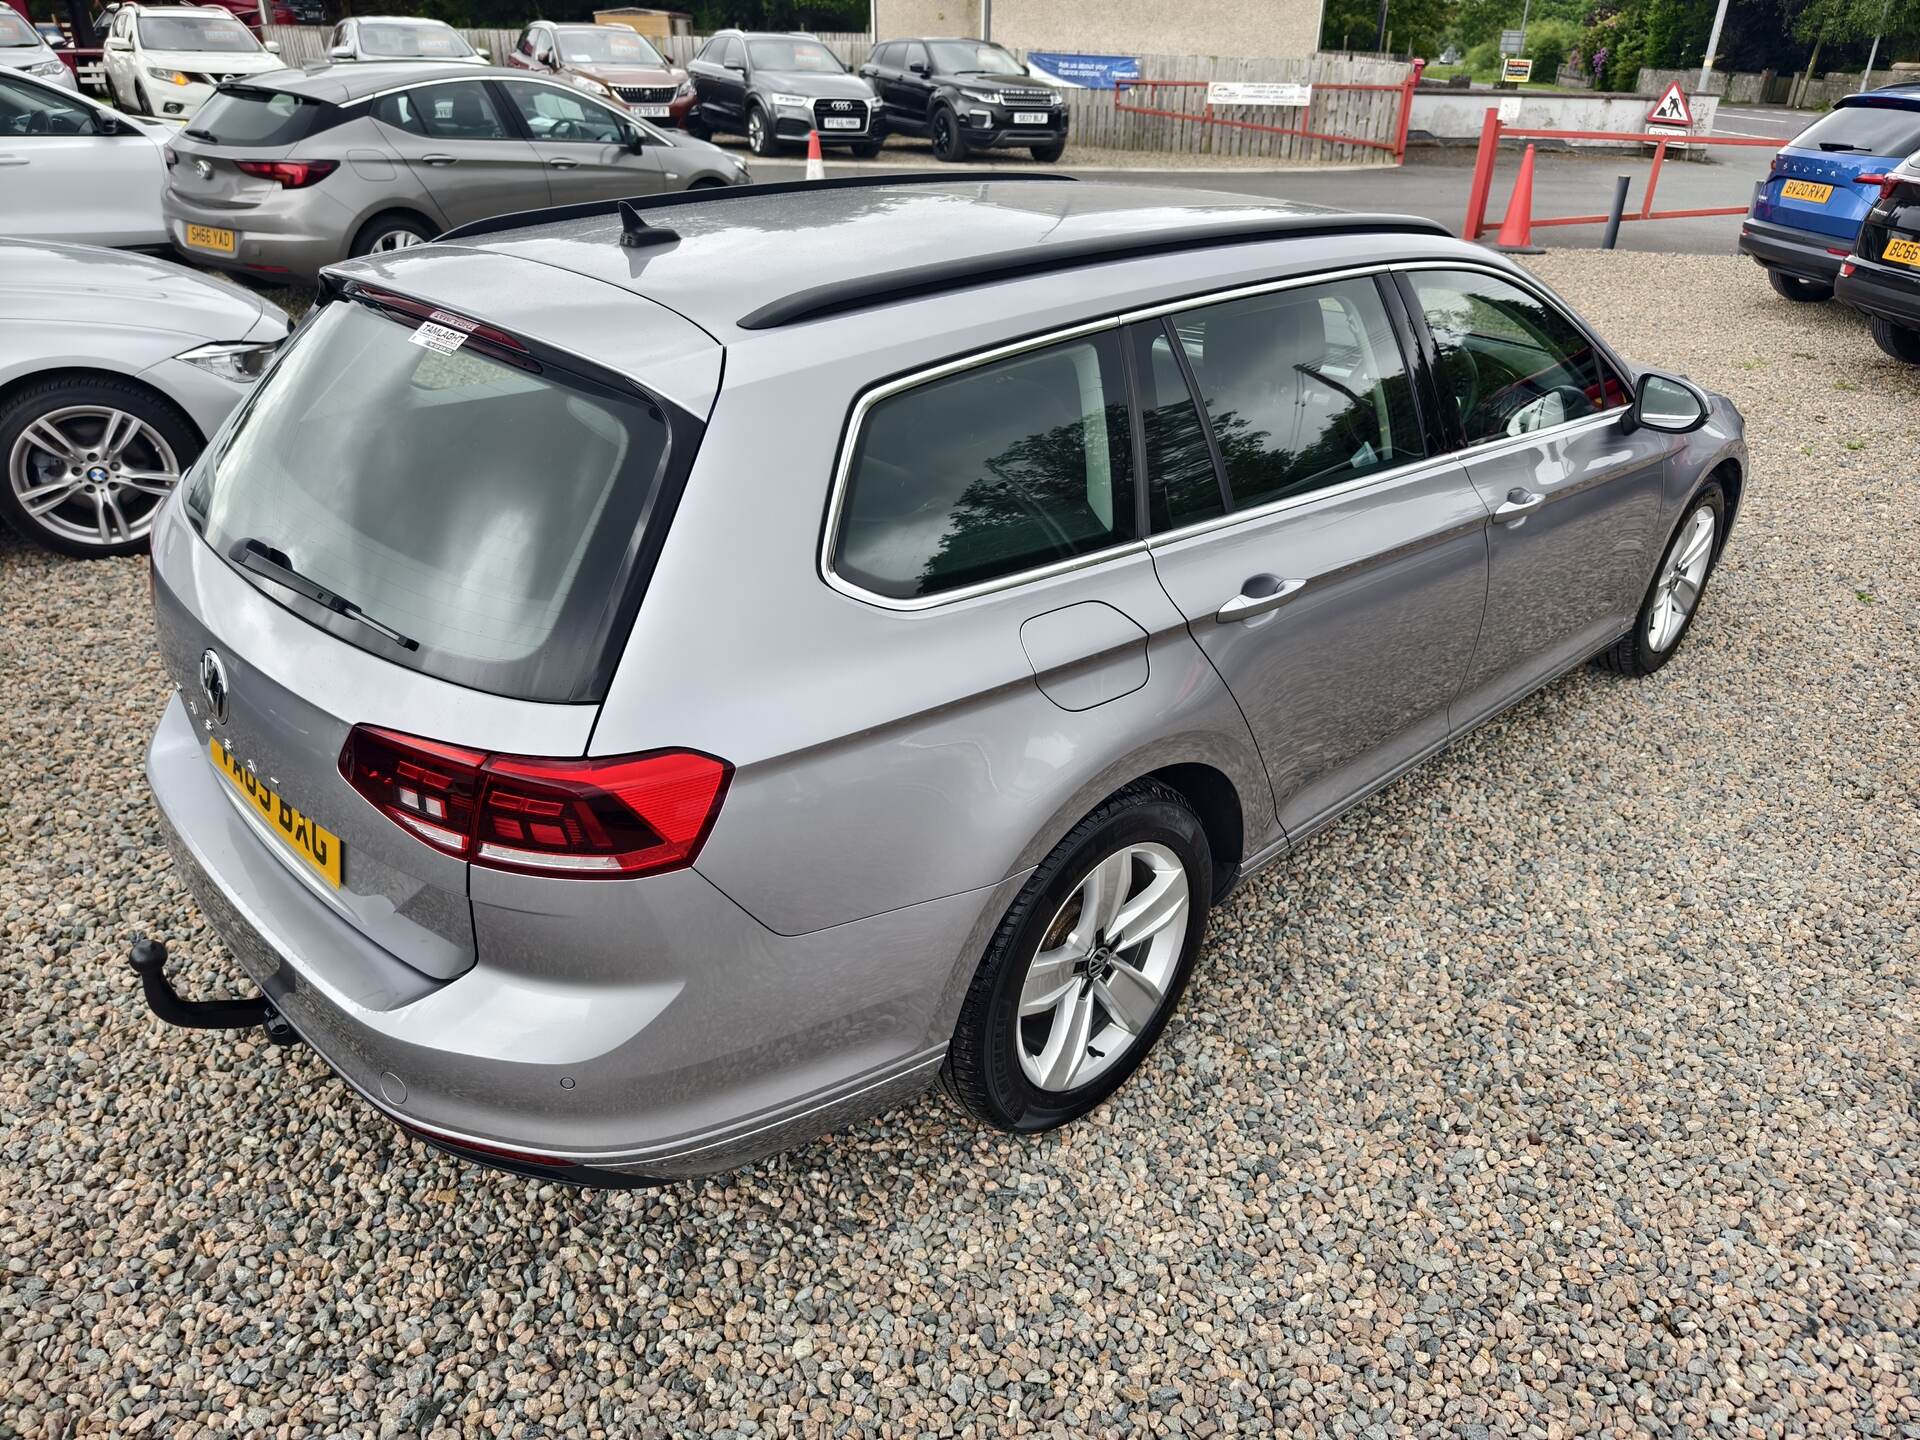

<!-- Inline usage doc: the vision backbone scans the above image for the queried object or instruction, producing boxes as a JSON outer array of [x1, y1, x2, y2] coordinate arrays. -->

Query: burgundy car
[[506, 20, 693, 127]]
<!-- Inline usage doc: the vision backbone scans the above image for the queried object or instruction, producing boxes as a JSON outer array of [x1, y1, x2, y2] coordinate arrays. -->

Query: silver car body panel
[[144, 180, 1749, 1175], [0, 71, 172, 247]]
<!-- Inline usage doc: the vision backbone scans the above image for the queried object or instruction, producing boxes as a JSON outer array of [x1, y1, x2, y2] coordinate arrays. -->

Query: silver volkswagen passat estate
[[137, 176, 1747, 1186]]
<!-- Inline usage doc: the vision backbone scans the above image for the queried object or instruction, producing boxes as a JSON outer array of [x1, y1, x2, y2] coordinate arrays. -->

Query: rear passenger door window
[[1171, 277, 1426, 513], [833, 332, 1137, 602], [1405, 268, 1627, 446]]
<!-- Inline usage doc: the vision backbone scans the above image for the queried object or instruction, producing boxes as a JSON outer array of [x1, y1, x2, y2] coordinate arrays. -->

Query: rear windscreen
[[186, 300, 685, 702], [185, 88, 334, 146], [1791, 103, 1920, 157]]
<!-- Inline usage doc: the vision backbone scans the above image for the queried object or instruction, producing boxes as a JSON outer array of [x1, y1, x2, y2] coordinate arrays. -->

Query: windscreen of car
[[1791, 101, 1920, 156], [186, 299, 685, 702], [557, 26, 663, 66], [746, 37, 843, 72], [184, 86, 334, 145], [359, 21, 474, 58], [137, 14, 259, 51], [926, 40, 1024, 75], [0, 11, 39, 45]]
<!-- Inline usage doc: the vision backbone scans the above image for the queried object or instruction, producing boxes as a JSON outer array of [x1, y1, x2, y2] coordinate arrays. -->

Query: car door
[[103, 8, 132, 104], [1140, 273, 1492, 838], [496, 78, 666, 202], [896, 41, 935, 125], [857, 43, 892, 117], [708, 35, 747, 126], [369, 80, 550, 228], [1398, 266, 1665, 730], [0, 74, 165, 245]]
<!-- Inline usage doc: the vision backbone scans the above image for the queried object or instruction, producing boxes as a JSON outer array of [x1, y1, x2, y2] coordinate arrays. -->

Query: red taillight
[[1841, 261, 1857, 277], [339, 725, 731, 879], [234, 159, 338, 189]]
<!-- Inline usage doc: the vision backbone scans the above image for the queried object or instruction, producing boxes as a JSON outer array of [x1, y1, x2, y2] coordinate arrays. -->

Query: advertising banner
[[1206, 81, 1313, 108], [1025, 51, 1142, 90]]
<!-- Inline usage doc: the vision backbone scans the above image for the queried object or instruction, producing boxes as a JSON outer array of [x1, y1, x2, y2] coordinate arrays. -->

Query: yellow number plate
[[1884, 236, 1920, 267], [184, 223, 236, 254], [1780, 180, 1833, 204], [209, 739, 344, 888]]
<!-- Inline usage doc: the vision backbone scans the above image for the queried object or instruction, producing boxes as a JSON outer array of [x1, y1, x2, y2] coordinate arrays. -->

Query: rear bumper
[[1738, 217, 1849, 283], [1835, 255, 1920, 328], [145, 692, 1013, 1182], [162, 197, 347, 282]]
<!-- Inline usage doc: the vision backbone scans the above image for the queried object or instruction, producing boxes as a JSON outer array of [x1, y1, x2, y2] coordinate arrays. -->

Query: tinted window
[[835, 333, 1137, 600], [926, 40, 1023, 75], [184, 87, 333, 145], [718, 36, 743, 67], [1792, 101, 1920, 157], [187, 300, 680, 702], [138, 14, 259, 50], [1178, 278, 1425, 511], [501, 80, 627, 142], [871, 42, 897, 68], [358, 22, 473, 59], [1408, 269, 1627, 446], [1130, 322, 1223, 532], [746, 37, 843, 72], [0, 74, 100, 135], [375, 83, 511, 141]]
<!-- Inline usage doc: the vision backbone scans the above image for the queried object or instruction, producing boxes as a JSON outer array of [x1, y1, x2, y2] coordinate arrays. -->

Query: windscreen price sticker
[[1206, 81, 1312, 108], [409, 320, 471, 355]]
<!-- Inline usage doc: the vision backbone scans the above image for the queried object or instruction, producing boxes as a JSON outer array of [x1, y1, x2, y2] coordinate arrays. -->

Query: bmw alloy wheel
[[7, 405, 182, 551]]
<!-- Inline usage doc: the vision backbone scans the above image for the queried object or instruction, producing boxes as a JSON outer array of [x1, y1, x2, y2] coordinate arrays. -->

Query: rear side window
[[1792, 102, 1920, 157], [1176, 277, 1426, 511], [374, 83, 513, 140], [185, 88, 336, 146], [834, 332, 1137, 601], [186, 299, 688, 702]]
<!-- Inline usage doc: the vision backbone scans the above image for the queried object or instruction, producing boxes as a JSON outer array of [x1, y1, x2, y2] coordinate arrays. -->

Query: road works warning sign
[[1647, 82, 1694, 128]]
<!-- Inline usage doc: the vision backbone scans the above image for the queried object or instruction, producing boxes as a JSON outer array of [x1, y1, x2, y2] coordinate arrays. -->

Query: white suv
[[102, 4, 283, 122]]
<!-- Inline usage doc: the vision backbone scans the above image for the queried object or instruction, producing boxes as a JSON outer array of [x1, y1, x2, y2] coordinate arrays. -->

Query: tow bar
[[128, 937, 300, 1046]]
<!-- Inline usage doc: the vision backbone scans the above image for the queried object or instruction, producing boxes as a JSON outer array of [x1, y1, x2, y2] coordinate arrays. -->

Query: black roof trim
[[736, 213, 1455, 330], [434, 170, 1077, 244]]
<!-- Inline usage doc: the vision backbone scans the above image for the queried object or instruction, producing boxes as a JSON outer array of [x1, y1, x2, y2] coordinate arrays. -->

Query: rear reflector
[[235, 159, 338, 189], [340, 724, 730, 879]]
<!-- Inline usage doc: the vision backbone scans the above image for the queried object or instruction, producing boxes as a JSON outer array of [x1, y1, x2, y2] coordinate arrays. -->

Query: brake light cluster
[[1857, 173, 1900, 203], [235, 159, 338, 189], [339, 725, 731, 879]]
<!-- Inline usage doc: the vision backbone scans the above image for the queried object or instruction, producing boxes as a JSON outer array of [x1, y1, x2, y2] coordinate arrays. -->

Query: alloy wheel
[[370, 229, 424, 254], [1016, 842, 1190, 1093], [1648, 507, 1715, 651], [7, 405, 181, 550]]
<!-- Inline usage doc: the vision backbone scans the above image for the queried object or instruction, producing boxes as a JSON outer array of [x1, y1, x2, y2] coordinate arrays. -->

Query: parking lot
[[3, 249, 1914, 1434]]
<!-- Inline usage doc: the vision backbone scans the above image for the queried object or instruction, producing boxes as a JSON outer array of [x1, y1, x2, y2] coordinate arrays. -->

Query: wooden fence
[[260, 28, 1412, 164]]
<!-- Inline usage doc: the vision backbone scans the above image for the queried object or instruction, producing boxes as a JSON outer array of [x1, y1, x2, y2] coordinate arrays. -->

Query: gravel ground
[[2, 253, 1916, 1437]]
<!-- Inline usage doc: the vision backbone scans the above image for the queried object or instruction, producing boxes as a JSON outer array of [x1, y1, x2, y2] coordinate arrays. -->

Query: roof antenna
[[617, 201, 679, 248]]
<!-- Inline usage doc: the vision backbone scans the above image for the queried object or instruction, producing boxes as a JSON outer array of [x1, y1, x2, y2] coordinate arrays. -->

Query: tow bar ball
[[128, 937, 300, 1045]]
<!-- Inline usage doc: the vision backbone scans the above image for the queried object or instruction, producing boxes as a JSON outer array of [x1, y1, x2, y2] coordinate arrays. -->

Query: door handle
[[421, 153, 456, 166], [1215, 574, 1305, 623], [0, 155, 27, 167], [1491, 487, 1546, 526], [547, 157, 579, 169]]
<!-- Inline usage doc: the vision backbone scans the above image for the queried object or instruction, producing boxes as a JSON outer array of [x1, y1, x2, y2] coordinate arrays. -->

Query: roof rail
[[735, 213, 1454, 330], [434, 171, 1077, 243]]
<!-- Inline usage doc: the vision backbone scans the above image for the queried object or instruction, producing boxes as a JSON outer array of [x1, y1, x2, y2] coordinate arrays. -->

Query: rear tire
[[1029, 140, 1066, 163], [1768, 268, 1832, 302], [1595, 481, 1725, 678], [1869, 315, 1920, 364], [349, 211, 436, 258], [849, 140, 882, 159], [930, 104, 967, 162], [942, 781, 1211, 1134]]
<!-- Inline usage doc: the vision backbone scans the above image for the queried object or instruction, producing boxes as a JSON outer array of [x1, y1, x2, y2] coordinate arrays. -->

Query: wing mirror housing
[[106, 34, 131, 49], [475, 47, 491, 60], [328, 43, 352, 59], [264, 39, 280, 53], [1622, 371, 1710, 435], [908, 60, 929, 74]]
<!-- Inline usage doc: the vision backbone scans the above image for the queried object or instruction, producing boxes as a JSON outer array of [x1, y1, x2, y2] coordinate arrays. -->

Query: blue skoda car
[[1740, 85, 1920, 302]]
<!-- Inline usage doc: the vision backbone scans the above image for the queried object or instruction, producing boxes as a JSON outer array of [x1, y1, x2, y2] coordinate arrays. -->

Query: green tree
[[1319, 0, 1455, 55]]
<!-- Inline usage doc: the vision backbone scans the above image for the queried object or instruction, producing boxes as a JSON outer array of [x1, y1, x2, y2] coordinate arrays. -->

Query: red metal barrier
[[1115, 59, 1425, 164], [1462, 107, 1781, 239]]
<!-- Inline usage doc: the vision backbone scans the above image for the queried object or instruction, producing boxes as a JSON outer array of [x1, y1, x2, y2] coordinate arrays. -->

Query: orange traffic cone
[[1493, 143, 1544, 253], [805, 129, 825, 182]]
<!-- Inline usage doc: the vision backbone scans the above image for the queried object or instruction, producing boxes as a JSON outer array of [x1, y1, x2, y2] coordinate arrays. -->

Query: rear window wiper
[[183, 126, 217, 141], [228, 536, 419, 651], [1817, 142, 1867, 152]]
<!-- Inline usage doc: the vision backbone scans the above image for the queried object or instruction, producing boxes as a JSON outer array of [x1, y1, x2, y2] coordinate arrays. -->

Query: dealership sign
[[1206, 81, 1313, 108], [1025, 51, 1142, 89]]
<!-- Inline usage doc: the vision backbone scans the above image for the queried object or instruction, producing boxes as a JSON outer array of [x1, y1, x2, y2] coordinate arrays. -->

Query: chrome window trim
[[820, 256, 1631, 613]]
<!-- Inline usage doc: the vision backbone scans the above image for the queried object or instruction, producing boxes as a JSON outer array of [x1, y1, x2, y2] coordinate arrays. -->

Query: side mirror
[[328, 44, 351, 59], [908, 61, 928, 75], [475, 47, 490, 60], [1624, 371, 1709, 434], [96, 113, 125, 135], [106, 34, 130, 49], [725, 62, 745, 75], [264, 39, 280, 53], [626, 128, 649, 151], [47, 33, 70, 50]]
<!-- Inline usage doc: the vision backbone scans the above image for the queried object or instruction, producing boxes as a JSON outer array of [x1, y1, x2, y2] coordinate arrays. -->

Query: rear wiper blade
[[183, 126, 217, 141], [228, 536, 419, 651], [1817, 142, 1867, 152]]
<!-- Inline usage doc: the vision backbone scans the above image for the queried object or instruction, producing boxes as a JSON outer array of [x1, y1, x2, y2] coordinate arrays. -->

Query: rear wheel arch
[[1146, 762, 1243, 904], [350, 208, 441, 256]]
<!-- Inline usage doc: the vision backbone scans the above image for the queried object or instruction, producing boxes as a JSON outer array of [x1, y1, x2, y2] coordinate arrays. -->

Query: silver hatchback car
[[139, 177, 1748, 1185], [163, 63, 748, 281]]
